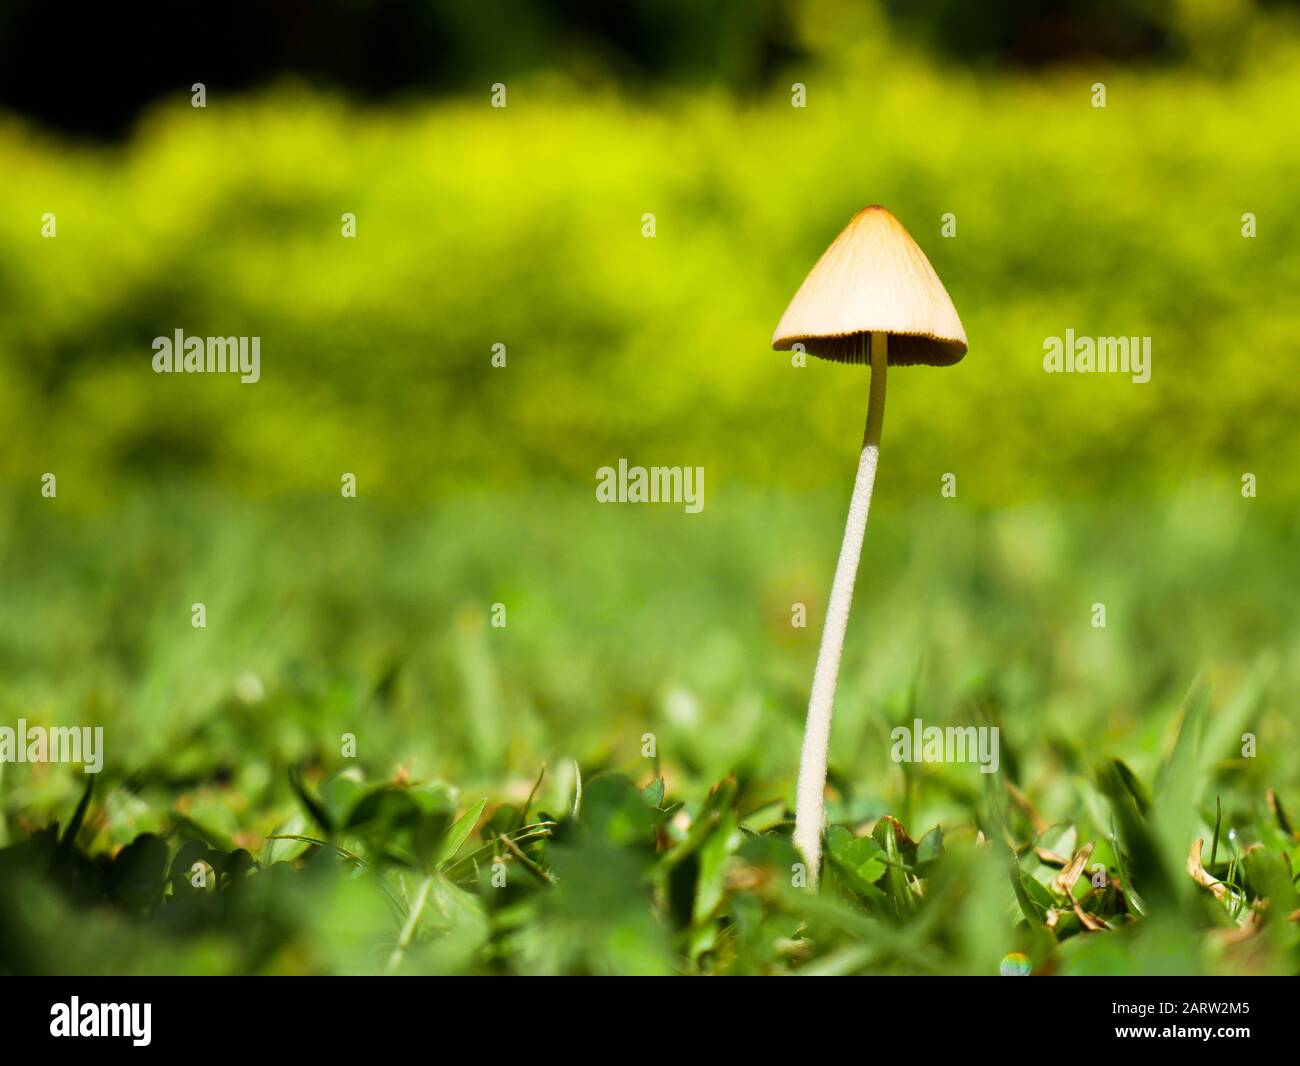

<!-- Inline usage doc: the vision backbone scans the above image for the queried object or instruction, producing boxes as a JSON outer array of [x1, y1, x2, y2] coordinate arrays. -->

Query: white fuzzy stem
[[793, 331, 887, 887]]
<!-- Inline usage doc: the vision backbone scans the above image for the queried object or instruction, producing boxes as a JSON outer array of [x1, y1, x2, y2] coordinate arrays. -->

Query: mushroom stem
[[793, 330, 887, 886]]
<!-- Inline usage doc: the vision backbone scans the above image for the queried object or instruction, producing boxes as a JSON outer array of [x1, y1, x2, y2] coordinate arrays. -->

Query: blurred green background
[[1, 0, 1298, 974]]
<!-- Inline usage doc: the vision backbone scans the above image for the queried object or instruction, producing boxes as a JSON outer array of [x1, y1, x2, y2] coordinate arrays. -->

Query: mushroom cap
[[772, 206, 967, 366]]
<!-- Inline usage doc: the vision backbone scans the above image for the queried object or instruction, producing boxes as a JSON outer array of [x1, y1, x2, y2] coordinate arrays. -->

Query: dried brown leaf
[[1053, 842, 1094, 895], [1187, 838, 1228, 901]]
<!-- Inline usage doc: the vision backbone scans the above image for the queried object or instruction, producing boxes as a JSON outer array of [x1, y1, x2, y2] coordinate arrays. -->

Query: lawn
[[0, 487, 1295, 974]]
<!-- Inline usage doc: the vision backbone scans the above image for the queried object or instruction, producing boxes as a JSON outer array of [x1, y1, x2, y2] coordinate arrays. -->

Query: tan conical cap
[[772, 206, 967, 366]]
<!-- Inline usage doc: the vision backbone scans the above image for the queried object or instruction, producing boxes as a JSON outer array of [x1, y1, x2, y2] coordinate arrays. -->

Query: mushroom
[[772, 206, 967, 886]]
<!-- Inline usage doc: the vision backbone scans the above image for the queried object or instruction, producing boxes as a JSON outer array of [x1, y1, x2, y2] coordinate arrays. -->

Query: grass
[[0, 486, 1296, 974]]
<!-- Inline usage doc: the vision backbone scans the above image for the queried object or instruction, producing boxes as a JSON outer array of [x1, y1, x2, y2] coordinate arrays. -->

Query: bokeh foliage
[[2, 18, 1299, 506]]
